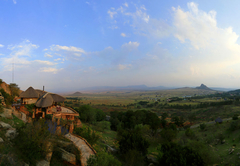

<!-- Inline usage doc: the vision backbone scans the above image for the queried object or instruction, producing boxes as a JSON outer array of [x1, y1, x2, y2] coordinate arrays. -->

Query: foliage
[[9, 83, 20, 97], [171, 116, 185, 127], [232, 114, 238, 120], [87, 151, 121, 166], [74, 126, 99, 145], [119, 129, 149, 156], [200, 123, 206, 131], [160, 129, 178, 142], [124, 149, 145, 166], [186, 140, 218, 165], [78, 105, 105, 124], [12, 119, 52, 165], [25, 104, 35, 114], [0, 79, 2, 84], [95, 121, 111, 132], [96, 108, 106, 121], [228, 120, 240, 131], [185, 128, 195, 139], [157, 142, 204, 166], [45, 114, 53, 120], [110, 110, 160, 132], [0, 89, 12, 105]]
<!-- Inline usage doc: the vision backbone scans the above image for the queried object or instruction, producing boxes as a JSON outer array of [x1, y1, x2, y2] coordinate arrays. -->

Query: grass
[[187, 120, 240, 165], [0, 115, 25, 128]]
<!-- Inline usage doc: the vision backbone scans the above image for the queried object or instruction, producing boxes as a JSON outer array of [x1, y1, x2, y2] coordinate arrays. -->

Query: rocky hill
[[196, 84, 213, 91], [69, 92, 82, 96]]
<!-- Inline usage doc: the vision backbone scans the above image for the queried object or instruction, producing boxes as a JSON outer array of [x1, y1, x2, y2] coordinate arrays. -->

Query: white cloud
[[121, 33, 126, 37], [108, 4, 171, 38], [86, 1, 90, 5], [50, 45, 85, 53], [108, 10, 117, 19], [54, 58, 61, 61], [39, 67, 63, 74], [121, 41, 139, 50], [13, 0, 16, 4], [118, 64, 132, 70], [0, 44, 4, 48], [43, 48, 48, 51], [123, 3, 128, 7], [44, 53, 53, 58], [34, 60, 55, 65]]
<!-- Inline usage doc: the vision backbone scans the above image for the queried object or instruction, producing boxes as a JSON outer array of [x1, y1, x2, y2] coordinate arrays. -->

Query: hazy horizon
[[1, 0, 240, 92]]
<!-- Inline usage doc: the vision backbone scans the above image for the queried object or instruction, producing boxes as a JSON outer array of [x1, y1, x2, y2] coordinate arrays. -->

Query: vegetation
[[87, 151, 121, 166]]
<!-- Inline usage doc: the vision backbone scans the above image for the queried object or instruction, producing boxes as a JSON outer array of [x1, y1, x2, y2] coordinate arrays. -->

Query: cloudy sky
[[1, 0, 240, 92]]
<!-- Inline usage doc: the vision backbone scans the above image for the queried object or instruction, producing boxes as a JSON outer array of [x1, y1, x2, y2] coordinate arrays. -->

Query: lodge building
[[13, 86, 81, 133]]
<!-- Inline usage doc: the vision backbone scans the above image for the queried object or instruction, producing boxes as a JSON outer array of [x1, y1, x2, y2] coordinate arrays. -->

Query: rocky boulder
[[59, 148, 76, 165], [5, 128, 17, 139], [0, 121, 12, 129]]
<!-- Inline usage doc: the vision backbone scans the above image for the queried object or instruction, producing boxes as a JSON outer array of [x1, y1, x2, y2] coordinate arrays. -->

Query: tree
[[119, 129, 149, 156], [13, 119, 52, 165], [157, 142, 204, 166], [96, 109, 106, 121], [87, 151, 121, 166], [9, 83, 20, 97]]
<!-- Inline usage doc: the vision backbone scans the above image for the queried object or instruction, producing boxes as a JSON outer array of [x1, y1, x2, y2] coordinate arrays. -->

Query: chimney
[[43, 86, 45, 92]]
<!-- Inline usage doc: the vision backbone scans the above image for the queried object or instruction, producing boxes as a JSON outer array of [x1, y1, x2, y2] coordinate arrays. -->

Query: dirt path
[[65, 133, 96, 166]]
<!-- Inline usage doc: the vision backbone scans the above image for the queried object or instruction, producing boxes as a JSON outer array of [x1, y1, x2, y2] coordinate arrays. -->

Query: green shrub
[[45, 114, 53, 120], [0, 79, 2, 84], [160, 129, 177, 142], [95, 121, 110, 132], [124, 149, 145, 166], [232, 114, 238, 120], [185, 128, 195, 139], [229, 120, 239, 131], [119, 129, 149, 156], [157, 142, 204, 166], [13, 119, 52, 165], [200, 123, 206, 131], [87, 151, 121, 166], [74, 126, 99, 145]]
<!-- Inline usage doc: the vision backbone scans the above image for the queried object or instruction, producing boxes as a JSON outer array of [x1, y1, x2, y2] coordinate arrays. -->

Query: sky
[[1, 0, 240, 92]]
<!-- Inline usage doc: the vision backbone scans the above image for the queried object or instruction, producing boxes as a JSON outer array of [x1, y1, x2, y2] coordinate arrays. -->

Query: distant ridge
[[69, 92, 82, 96], [196, 84, 213, 91]]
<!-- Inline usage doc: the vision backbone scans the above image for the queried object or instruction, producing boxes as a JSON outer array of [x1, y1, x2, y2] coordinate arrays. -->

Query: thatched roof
[[20, 87, 39, 98], [35, 89, 47, 96], [50, 94, 65, 102], [35, 93, 65, 108], [36, 93, 54, 108]]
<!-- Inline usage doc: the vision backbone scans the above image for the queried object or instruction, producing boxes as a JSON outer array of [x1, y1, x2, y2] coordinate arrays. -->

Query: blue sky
[[1, 0, 240, 92]]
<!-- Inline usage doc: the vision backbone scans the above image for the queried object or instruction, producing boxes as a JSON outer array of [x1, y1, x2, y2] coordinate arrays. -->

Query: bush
[[13, 119, 52, 165], [200, 123, 206, 131], [160, 129, 177, 142], [87, 151, 121, 166], [232, 114, 238, 120], [157, 142, 204, 166], [187, 140, 219, 165], [95, 121, 110, 132], [124, 149, 145, 166], [96, 109, 106, 121], [185, 128, 195, 139], [119, 129, 149, 156], [229, 120, 240, 131], [74, 126, 99, 145]]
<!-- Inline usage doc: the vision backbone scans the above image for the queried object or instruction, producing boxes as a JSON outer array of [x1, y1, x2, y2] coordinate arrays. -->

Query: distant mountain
[[228, 89, 240, 94], [69, 92, 82, 96], [196, 84, 213, 91], [210, 87, 236, 92], [79, 85, 172, 92]]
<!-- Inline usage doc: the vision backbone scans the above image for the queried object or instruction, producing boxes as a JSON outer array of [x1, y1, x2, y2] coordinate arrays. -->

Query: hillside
[[196, 84, 213, 91], [0, 81, 12, 95], [69, 92, 82, 96]]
